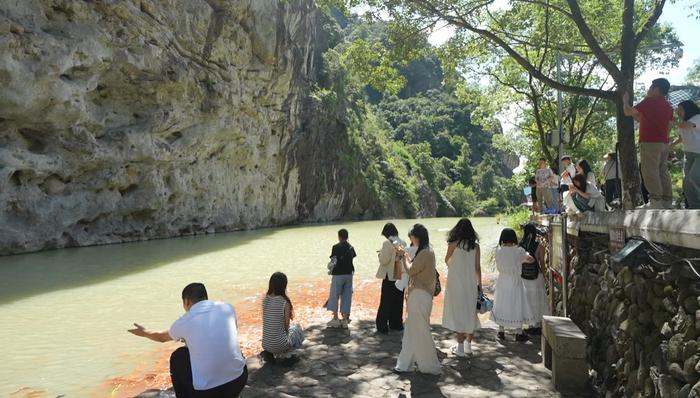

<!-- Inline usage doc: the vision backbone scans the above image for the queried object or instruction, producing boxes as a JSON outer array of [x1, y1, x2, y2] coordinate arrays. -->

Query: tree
[[464, 50, 617, 166], [688, 59, 700, 85], [351, 0, 683, 208]]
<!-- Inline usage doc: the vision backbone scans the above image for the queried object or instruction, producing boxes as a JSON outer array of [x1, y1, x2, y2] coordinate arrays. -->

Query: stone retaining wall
[[566, 232, 700, 397]]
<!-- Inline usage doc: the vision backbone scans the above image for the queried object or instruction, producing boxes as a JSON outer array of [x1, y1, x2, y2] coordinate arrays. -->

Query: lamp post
[[556, 51, 568, 317]]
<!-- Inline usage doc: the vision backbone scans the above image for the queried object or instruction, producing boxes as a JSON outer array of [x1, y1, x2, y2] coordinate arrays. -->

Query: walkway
[[138, 318, 592, 397], [242, 319, 591, 398]]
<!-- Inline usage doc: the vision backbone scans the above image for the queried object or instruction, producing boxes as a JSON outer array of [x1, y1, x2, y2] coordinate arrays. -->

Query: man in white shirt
[[128, 283, 247, 397], [560, 155, 577, 186]]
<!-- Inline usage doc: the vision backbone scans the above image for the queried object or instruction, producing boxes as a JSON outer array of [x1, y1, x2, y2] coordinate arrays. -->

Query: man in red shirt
[[623, 78, 674, 209]]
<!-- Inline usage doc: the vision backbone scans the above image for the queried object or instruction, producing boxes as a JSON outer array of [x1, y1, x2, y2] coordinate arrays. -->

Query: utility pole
[[556, 52, 568, 317]]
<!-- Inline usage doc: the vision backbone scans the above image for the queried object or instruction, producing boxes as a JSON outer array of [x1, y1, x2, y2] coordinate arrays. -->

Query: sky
[[426, 0, 700, 86]]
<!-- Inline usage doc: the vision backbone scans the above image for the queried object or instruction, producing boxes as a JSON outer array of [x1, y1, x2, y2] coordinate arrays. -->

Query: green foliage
[[476, 198, 501, 216], [376, 90, 495, 163], [442, 182, 478, 216], [498, 207, 533, 235], [310, 10, 532, 217], [688, 59, 700, 85], [342, 39, 406, 95]]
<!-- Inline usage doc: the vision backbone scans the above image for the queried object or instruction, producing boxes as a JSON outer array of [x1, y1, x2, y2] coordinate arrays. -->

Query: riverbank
[[1, 217, 505, 397], [132, 276, 591, 397], [107, 274, 499, 397]]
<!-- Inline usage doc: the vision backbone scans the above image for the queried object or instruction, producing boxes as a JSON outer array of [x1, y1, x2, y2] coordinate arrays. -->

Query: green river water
[[0, 217, 503, 397]]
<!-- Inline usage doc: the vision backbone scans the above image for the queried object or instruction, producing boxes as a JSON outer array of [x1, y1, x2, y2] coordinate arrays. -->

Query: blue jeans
[[571, 192, 593, 212], [327, 274, 353, 315], [549, 188, 560, 211], [684, 152, 700, 209]]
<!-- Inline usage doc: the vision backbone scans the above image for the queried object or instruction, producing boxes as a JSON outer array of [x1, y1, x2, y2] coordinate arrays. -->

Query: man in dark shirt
[[326, 228, 357, 329], [623, 78, 674, 209]]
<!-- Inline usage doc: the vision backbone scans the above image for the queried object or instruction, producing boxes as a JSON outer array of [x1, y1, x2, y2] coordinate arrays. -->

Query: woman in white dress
[[442, 218, 482, 357], [519, 224, 548, 335], [394, 224, 441, 375], [491, 228, 536, 342]]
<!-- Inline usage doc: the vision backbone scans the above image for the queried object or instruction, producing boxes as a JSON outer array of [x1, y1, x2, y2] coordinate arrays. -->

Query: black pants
[[170, 346, 248, 398], [604, 178, 621, 204], [376, 277, 404, 332]]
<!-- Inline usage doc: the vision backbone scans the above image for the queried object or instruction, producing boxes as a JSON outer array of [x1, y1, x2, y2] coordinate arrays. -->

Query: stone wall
[[0, 0, 387, 255], [567, 232, 700, 397]]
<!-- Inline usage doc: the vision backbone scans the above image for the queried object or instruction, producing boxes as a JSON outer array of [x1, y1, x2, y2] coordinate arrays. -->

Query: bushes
[[442, 182, 478, 216], [499, 207, 532, 234]]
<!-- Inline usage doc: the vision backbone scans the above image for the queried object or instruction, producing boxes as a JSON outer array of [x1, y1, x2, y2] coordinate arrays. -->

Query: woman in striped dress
[[262, 272, 304, 362]]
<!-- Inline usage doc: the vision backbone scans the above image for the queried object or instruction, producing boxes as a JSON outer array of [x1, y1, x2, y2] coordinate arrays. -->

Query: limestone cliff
[[0, 0, 365, 255]]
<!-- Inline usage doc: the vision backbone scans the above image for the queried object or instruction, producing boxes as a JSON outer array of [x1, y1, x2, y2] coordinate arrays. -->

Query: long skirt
[[523, 273, 548, 327], [396, 289, 441, 375], [490, 274, 535, 329]]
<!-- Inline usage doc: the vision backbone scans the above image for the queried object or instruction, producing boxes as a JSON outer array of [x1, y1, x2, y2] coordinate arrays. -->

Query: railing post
[[561, 213, 568, 317]]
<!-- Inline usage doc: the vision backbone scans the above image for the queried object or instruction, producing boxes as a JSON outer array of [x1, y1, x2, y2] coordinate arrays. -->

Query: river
[[0, 217, 504, 397]]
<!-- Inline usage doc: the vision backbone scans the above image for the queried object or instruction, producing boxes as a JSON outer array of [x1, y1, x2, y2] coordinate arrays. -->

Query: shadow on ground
[[242, 319, 594, 398]]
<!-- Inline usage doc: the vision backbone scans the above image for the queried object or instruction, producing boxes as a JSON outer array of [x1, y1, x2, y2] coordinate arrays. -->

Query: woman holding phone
[[376, 223, 405, 334], [394, 224, 441, 375]]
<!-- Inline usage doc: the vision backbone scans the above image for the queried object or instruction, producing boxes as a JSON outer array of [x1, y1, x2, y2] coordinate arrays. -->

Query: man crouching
[[128, 283, 247, 397]]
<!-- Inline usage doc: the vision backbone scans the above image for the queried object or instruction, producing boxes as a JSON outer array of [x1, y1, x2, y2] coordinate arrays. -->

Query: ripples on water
[[0, 217, 503, 397]]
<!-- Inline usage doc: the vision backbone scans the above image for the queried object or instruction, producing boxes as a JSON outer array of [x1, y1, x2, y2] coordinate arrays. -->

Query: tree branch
[[634, 0, 667, 50], [412, 0, 616, 99], [565, 0, 622, 81]]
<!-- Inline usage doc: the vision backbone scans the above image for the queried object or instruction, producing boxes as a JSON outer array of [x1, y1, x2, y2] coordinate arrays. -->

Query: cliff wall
[[0, 0, 377, 255]]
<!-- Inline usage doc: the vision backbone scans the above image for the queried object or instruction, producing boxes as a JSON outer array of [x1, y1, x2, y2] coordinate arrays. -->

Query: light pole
[[556, 51, 568, 317]]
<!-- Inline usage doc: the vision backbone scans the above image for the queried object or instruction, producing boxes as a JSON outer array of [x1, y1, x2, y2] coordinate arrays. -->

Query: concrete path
[[241, 318, 592, 398]]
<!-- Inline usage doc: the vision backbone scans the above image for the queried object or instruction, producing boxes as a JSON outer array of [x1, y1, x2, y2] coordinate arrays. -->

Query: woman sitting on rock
[[566, 174, 606, 213], [394, 224, 441, 375], [261, 272, 304, 364]]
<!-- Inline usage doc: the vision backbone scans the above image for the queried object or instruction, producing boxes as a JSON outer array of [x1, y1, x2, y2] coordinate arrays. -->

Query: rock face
[[0, 0, 368, 255], [565, 234, 700, 397]]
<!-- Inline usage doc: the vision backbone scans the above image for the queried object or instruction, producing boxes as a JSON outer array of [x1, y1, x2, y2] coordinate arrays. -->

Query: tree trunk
[[616, 0, 642, 209], [615, 98, 642, 208]]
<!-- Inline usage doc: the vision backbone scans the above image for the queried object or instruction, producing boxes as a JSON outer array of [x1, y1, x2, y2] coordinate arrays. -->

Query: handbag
[[326, 256, 337, 275], [521, 261, 539, 280], [433, 270, 441, 296], [476, 292, 493, 314]]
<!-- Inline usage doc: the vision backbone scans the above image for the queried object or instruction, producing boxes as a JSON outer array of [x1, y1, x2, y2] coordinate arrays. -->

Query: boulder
[[684, 355, 700, 385]]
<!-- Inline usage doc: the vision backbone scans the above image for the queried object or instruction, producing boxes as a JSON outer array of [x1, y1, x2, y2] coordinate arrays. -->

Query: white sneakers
[[450, 342, 473, 357]]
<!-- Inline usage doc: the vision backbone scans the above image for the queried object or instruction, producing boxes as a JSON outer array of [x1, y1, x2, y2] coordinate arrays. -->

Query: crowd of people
[[126, 219, 549, 396], [530, 77, 699, 213], [318, 220, 549, 374]]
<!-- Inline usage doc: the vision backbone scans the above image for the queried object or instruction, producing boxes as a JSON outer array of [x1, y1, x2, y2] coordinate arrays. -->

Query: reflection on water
[[0, 217, 502, 397]]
